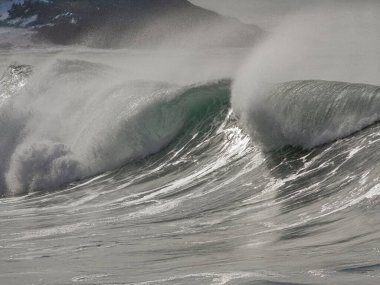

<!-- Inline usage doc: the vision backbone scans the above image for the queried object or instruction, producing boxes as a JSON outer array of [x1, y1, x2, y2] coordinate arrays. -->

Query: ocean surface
[[1, 26, 380, 285]]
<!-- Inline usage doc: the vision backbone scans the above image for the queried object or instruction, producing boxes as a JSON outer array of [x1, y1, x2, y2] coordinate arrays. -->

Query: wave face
[[235, 80, 380, 150], [0, 60, 230, 195], [1, 49, 380, 285]]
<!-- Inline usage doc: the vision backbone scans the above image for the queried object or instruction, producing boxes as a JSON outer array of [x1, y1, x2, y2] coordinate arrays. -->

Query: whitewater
[[1, 3, 380, 285]]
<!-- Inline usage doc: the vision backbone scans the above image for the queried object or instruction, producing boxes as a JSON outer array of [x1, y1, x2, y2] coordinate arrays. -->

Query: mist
[[232, 2, 380, 114], [0, 6, 255, 195], [229, 2, 380, 151]]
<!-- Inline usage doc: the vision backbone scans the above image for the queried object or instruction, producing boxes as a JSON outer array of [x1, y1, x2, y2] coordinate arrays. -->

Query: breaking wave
[[2, 60, 380, 196], [0, 62, 230, 195], [233, 80, 380, 151]]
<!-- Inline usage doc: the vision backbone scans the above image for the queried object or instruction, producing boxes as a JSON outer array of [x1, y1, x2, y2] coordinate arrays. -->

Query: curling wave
[[0, 61, 230, 195], [235, 80, 380, 150]]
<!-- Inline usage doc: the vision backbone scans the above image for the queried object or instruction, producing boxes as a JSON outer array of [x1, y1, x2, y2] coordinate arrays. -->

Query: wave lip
[[239, 80, 380, 150]]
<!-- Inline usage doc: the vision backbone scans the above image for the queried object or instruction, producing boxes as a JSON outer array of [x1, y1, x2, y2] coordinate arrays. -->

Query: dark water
[[1, 48, 380, 285]]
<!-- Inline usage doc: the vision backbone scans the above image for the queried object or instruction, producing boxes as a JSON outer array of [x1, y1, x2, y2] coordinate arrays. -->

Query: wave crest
[[235, 80, 380, 150]]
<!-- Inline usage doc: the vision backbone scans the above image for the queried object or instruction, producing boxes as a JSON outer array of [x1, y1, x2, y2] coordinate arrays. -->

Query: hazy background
[[190, 0, 380, 30]]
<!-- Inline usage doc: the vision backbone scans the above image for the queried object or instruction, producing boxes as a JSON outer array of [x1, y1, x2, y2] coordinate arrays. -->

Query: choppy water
[[1, 45, 380, 285]]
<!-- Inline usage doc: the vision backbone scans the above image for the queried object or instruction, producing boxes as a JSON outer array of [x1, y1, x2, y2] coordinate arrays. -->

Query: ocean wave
[[0, 61, 230, 195], [234, 80, 380, 150]]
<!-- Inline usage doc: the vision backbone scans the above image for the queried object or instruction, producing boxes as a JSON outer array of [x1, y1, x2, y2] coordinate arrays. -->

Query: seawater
[[0, 43, 380, 284]]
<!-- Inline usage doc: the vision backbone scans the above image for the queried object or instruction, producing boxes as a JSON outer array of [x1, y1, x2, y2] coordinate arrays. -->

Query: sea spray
[[0, 59, 230, 195], [232, 3, 380, 150]]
